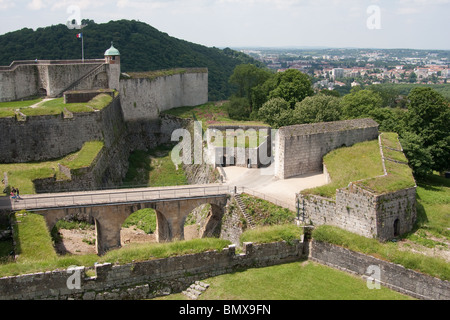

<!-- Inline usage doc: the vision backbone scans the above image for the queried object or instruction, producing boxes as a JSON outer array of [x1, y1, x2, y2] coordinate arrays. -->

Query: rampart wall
[[119, 70, 208, 122], [0, 95, 126, 163], [0, 60, 106, 102], [1, 238, 448, 300], [275, 119, 379, 179], [296, 134, 417, 241], [0, 240, 305, 300], [310, 240, 450, 300], [297, 185, 417, 240]]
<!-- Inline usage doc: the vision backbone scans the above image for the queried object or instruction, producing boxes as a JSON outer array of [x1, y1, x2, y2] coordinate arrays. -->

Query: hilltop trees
[[226, 66, 314, 125], [293, 95, 342, 124], [0, 20, 263, 101], [258, 98, 294, 128], [400, 87, 450, 176], [225, 64, 449, 178], [340, 88, 383, 119]]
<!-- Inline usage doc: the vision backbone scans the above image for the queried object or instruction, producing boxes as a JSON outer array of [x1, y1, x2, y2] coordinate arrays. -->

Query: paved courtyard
[[222, 163, 328, 205]]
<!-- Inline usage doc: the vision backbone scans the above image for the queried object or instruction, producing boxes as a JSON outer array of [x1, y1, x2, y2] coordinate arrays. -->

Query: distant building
[[332, 68, 345, 80]]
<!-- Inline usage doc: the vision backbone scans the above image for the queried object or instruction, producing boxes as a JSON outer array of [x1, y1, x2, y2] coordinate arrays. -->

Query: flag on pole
[[76, 33, 84, 62]]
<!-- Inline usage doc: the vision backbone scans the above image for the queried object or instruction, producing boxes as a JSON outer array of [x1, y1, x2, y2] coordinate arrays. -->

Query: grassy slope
[[162, 102, 268, 130], [123, 144, 188, 188], [1, 141, 104, 195], [301, 133, 416, 198], [301, 140, 384, 198], [0, 94, 113, 118], [155, 261, 413, 300]]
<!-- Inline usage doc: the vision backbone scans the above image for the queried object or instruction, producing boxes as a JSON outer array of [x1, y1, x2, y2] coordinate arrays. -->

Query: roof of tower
[[105, 42, 120, 56]]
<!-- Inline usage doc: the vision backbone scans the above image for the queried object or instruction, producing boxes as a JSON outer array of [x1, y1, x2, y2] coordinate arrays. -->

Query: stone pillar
[[92, 206, 129, 255]]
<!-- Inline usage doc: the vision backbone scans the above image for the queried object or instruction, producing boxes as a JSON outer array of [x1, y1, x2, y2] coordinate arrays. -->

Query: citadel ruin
[[0, 46, 440, 301]]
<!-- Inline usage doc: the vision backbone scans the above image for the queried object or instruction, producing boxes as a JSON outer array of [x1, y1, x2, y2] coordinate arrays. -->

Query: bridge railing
[[10, 184, 234, 211]]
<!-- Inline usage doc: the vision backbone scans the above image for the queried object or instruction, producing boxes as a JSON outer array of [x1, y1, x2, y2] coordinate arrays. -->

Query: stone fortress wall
[[296, 133, 417, 241], [275, 118, 380, 179], [0, 52, 209, 193], [0, 59, 112, 102]]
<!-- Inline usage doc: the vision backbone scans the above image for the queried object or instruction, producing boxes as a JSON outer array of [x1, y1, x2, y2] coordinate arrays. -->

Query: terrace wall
[[0, 240, 306, 300], [310, 240, 450, 300], [0, 96, 126, 163]]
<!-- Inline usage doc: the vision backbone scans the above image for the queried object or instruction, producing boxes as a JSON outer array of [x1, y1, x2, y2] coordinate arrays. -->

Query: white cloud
[[396, 0, 450, 14], [0, 0, 15, 10], [27, 0, 48, 10]]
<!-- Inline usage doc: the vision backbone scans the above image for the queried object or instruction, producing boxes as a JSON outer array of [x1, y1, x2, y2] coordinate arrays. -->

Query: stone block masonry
[[1, 238, 447, 300], [0, 95, 126, 163], [119, 70, 208, 122], [296, 133, 417, 241], [0, 240, 306, 300], [0, 60, 107, 102], [310, 240, 450, 300], [275, 118, 379, 179]]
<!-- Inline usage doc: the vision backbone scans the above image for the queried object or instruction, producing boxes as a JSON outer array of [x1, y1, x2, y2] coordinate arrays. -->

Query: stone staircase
[[235, 194, 255, 229], [57, 63, 106, 97], [182, 281, 210, 300]]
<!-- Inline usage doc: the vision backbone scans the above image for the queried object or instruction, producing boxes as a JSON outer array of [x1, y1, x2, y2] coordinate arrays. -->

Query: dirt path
[[55, 225, 201, 255]]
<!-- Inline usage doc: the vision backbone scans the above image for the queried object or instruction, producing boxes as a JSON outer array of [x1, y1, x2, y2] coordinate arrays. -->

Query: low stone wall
[[310, 240, 450, 300], [64, 90, 115, 103], [0, 240, 305, 300], [297, 185, 417, 241]]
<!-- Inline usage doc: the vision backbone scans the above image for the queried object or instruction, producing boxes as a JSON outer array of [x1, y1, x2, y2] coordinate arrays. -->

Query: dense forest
[[0, 19, 264, 100]]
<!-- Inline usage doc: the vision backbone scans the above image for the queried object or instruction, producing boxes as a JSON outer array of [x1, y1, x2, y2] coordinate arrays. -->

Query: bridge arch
[[20, 189, 230, 255]]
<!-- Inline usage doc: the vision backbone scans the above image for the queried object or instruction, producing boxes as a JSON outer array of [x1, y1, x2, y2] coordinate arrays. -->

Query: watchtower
[[104, 42, 121, 91]]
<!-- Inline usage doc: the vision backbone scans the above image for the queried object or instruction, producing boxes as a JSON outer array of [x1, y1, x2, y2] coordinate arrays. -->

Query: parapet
[[278, 118, 379, 138]]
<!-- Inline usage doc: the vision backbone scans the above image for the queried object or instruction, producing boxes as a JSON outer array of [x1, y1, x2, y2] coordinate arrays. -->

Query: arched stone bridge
[[7, 184, 232, 255]]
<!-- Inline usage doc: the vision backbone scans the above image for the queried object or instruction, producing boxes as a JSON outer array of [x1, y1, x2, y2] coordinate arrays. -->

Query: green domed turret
[[105, 42, 120, 56]]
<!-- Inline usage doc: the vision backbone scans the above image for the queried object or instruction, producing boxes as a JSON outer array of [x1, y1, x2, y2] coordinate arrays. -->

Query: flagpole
[[82, 34, 84, 63]]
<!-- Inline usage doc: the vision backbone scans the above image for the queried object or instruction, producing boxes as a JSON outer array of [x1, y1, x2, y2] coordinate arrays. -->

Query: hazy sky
[[0, 0, 449, 50]]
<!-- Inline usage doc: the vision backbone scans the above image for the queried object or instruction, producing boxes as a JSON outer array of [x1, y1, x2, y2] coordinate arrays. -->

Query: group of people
[[10, 187, 20, 201]]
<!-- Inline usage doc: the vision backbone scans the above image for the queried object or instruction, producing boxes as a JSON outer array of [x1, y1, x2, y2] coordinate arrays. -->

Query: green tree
[[293, 95, 342, 124], [403, 87, 450, 173], [225, 96, 251, 121], [340, 89, 383, 119], [229, 64, 272, 112], [267, 69, 314, 108], [258, 98, 294, 128], [408, 72, 417, 83], [400, 132, 434, 177]]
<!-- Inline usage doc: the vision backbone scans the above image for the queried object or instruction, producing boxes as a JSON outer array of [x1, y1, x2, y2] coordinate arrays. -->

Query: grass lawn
[[210, 129, 268, 148], [154, 261, 414, 300], [240, 194, 296, 226], [301, 140, 384, 198], [0, 210, 232, 277], [413, 174, 450, 240], [1, 141, 104, 195], [0, 94, 113, 117], [122, 209, 157, 234], [123, 144, 188, 188], [301, 133, 416, 198], [162, 102, 268, 130], [0, 97, 43, 117]]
